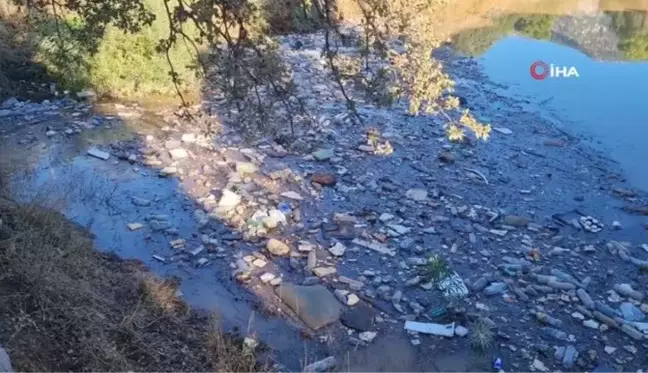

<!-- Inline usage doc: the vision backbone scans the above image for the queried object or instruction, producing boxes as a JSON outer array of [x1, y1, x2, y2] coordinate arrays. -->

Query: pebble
[[583, 319, 600, 329], [405, 189, 428, 201], [328, 242, 346, 257], [454, 325, 469, 337], [604, 346, 616, 355], [532, 358, 549, 372], [260, 272, 276, 283], [127, 223, 144, 231], [267, 239, 291, 256], [347, 293, 360, 306], [358, 331, 377, 343]]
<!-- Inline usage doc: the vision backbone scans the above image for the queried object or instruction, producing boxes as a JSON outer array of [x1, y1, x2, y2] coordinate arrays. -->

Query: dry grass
[[0, 187, 264, 371]]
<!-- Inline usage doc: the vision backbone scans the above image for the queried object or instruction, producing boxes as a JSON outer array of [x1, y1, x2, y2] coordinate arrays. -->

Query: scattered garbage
[[303, 356, 337, 373], [493, 357, 503, 372], [404, 321, 455, 337]]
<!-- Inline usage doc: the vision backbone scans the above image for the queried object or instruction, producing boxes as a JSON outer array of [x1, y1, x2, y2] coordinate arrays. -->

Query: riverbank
[[1, 30, 647, 372], [0, 186, 265, 371]]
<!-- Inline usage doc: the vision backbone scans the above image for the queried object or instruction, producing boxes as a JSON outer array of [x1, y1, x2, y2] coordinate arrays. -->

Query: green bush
[[619, 33, 648, 60], [35, 0, 200, 99]]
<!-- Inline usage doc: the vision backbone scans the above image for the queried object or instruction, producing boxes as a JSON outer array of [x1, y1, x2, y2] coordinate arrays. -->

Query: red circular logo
[[530, 60, 549, 80]]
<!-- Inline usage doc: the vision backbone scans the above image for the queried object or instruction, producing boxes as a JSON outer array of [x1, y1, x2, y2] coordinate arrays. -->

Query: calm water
[[452, 8, 648, 190]]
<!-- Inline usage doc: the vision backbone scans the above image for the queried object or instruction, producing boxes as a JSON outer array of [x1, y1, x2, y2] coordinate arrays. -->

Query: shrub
[[33, 0, 200, 99]]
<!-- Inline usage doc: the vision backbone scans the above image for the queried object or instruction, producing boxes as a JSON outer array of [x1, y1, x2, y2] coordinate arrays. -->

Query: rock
[[312, 148, 334, 161], [0, 345, 14, 372], [338, 276, 364, 290], [236, 162, 258, 174], [503, 215, 530, 227], [1, 97, 18, 109], [619, 302, 645, 322], [358, 145, 374, 152], [439, 151, 455, 163], [87, 147, 110, 160], [405, 189, 428, 201], [359, 331, 377, 342], [218, 190, 241, 212], [404, 321, 455, 337], [532, 358, 549, 372], [312, 265, 337, 278], [489, 229, 508, 237], [333, 213, 356, 224], [77, 90, 96, 99], [275, 284, 342, 330], [399, 237, 415, 250], [181, 133, 196, 143], [604, 346, 616, 355], [127, 223, 144, 231], [328, 242, 346, 257], [307, 251, 317, 270], [583, 319, 600, 329], [347, 293, 360, 306], [312, 173, 337, 186], [379, 213, 395, 222], [341, 303, 375, 331], [159, 167, 177, 177], [352, 238, 395, 256], [169, 148, 189, 160], [612, 221, 622, 229], [281, 191, 303, 200], [267, 239, 291, 256], [304, 357, 337, 373], [260, 272, 276, 283], [454, 325, 469, 337]]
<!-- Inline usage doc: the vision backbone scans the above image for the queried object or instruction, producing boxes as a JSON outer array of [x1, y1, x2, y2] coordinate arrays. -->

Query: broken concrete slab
[[275, 284, 343, 330]]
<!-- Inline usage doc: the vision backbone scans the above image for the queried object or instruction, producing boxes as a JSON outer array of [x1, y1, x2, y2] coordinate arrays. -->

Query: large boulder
[[275, 283, 343, 330]]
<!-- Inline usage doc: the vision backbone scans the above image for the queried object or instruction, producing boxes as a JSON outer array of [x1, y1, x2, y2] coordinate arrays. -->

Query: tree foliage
[[12, 0, 491, 141]]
